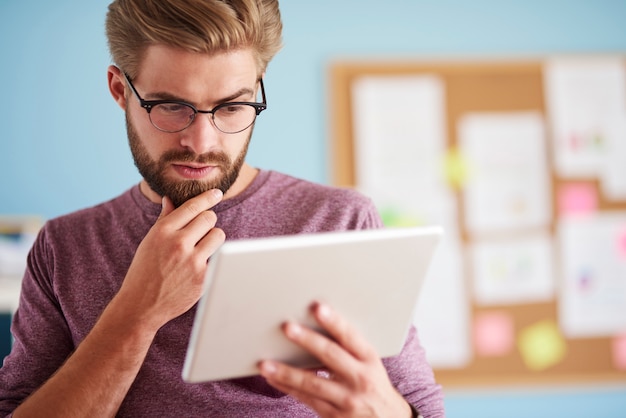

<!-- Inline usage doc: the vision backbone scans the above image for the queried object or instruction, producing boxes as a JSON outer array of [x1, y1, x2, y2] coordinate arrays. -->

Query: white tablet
[[182, 226, 442, 383]]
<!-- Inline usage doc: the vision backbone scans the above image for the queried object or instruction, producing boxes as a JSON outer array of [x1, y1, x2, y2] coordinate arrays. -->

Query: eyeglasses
[[123, 73, 267, 134]]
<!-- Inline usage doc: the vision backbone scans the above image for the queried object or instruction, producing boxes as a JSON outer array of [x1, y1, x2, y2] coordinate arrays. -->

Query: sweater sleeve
[[383, 326, 446, 418], [0, 226, 75, 416]]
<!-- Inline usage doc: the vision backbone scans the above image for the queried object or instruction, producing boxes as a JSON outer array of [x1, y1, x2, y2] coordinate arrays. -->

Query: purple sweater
[[0, 170, 444, 417]]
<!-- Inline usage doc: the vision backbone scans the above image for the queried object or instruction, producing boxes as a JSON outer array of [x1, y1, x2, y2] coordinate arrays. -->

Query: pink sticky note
[[558, 184, 597, 216], [474, 312, 514, 357], [617, 227, 626, 260], [612, 334, 626, 371]]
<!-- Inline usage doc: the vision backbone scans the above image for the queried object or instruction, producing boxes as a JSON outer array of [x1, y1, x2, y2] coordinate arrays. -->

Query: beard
[[126, 113, 251, 208]]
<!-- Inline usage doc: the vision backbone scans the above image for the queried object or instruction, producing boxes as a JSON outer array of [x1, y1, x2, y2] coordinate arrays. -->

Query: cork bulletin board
[[328, 57, 626, 387]]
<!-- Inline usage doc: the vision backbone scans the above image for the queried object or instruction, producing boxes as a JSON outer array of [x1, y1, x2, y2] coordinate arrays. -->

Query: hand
[[258, 302, 413, 418], [118, 189, 225, 329]]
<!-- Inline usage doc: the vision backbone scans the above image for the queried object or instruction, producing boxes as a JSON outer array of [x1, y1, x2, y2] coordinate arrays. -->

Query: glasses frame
[[123, 72, 267, 134]]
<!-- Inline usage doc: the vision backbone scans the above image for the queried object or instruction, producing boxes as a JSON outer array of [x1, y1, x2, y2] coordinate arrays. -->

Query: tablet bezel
[[182, 226, 442, 383]]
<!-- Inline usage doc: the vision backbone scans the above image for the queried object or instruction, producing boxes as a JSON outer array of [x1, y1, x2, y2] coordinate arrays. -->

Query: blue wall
[[2, 1, 626, 416]]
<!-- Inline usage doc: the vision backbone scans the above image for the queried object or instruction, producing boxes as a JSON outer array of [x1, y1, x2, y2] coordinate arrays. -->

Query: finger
[[158, 195, 175, 220], [258, 360, 347, 410], [164, 189, 223, 230], [312, 302, 378, 362], [180, 209, 220, 245], [281, 321, 360, 381], [195, 227, 226, 259]]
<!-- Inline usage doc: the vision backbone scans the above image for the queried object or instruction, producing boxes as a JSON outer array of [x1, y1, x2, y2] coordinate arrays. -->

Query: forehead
[[136, 45, 259, 98]]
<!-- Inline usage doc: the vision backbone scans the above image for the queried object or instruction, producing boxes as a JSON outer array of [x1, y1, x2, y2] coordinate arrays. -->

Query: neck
[[223, 163, 258, 199]]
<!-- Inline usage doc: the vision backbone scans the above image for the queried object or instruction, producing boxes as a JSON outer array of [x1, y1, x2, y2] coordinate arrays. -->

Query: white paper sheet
[[601, 115, 626, 200], [471, 233, 555, 306], [458, 112, 551, 235], [351, 75, 448, 217], [351, 75, 470, 368], [413, 194, 471, 369], [544, 57, 626, 179], [414, 238, 470, 369], [558, 213, 626, 338]]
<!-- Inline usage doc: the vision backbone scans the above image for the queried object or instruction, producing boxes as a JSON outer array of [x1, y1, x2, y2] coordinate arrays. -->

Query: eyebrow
[[144, 87, 256, 105]]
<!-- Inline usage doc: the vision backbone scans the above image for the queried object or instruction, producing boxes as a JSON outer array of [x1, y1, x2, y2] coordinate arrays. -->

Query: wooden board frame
[[328, 57, 626, 387]]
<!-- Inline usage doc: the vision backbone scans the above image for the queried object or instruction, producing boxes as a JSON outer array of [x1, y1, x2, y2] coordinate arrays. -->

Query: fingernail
[[260, 360, 277, 375], [286, 322, 302, 337], [317, 303, 331, 320], [212, 189, 223, 199]]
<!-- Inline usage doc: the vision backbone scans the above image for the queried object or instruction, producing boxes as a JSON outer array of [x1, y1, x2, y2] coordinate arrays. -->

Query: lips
[[171, 163, 219, 180]]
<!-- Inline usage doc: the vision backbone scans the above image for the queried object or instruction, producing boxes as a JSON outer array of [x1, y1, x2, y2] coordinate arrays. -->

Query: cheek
[[224, 137, 244, 156], [128, 111, 174, 161], [227, 131, 252, 157]]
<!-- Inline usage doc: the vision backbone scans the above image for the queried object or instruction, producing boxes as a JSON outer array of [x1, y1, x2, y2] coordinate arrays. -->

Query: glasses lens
[[150, 103, 196, 132], [213, 104, 257, 134]]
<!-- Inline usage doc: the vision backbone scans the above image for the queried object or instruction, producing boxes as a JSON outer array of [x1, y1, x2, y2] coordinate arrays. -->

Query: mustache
[[159, 149, 231, 166]]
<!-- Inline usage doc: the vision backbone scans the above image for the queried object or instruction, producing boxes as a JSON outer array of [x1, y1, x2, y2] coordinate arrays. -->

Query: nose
[[179, 113, 221, 154]]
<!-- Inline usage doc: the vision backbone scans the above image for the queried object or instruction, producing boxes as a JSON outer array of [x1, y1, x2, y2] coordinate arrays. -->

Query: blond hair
[[106, 0, 283, 78]]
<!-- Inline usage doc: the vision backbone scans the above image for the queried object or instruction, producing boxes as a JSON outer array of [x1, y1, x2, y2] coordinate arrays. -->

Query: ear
[[108, 65, 127, 110]]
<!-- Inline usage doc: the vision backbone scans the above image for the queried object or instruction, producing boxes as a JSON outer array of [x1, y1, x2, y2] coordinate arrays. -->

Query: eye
[[155, 102, 192, 114], [219, 104, 247, 115]]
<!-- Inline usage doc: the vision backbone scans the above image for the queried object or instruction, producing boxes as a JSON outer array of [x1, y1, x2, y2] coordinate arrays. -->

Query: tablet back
[[182, 226, 442, 383]]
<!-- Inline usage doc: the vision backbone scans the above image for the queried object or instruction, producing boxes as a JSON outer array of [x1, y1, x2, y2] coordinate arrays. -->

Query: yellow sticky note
[[518, 320, 567, 371], [443, 148, 470, 189]]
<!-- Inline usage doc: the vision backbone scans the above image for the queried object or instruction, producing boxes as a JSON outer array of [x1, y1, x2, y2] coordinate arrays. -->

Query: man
[[0, 0, 444, 416]]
